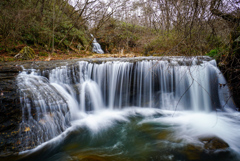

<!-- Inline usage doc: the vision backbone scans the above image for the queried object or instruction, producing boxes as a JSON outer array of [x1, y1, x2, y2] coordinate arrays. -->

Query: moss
[[15, 46, 35, 60], [52, 52, 57, 56], [6, 58, 15, 62], [39, 52, 48, 57], [0, 57, 5, 62]]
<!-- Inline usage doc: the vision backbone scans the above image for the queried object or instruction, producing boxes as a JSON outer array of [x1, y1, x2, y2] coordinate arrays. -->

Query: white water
[[16, 57, 240, 158], [91, 34, 104, 54], [19, 109, 240, 160], [17, 71, 71, 147], [46, 57, 234, 112]]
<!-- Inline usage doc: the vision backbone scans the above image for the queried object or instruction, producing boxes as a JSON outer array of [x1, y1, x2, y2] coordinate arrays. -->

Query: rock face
[[0, 65, 22, 156], [0, 60, 76, 157], [218, 60, 240, 109], [0, 59, 92, 157]]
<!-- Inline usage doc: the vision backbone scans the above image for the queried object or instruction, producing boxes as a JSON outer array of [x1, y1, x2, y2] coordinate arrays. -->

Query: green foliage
[[0, 0, 89, 54], [6, 58, 15, 61], [0, 57, 4, 62], [70, 28, 88, 46], [206, 35, 223, 48], [143, 31, 179, 55], [0, 57, 15, 62], [39, 52, 48, 57], [206, 48, 224, 58], [207, 49, 219, 57], [52, 52, 57, 56], [96, 19, 150, 53]]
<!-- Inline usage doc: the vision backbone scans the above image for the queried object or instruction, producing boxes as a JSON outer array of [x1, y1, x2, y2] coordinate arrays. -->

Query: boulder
[[199, 135, 229, 151], [183, 135, 230, 160]]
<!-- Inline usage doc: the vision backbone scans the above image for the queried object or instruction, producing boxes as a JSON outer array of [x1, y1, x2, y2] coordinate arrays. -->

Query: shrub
[[206, 48, 221, 57]]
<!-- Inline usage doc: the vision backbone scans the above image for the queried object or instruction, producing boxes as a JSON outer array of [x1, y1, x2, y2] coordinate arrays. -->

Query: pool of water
[[10, 108, 240, 161]]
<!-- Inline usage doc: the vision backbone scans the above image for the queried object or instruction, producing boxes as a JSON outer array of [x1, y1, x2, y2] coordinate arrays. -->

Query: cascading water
[[91, 34, 104, 54], [17, 71, 72, 148], [46, 57, 233, 112], [15, 57, 240, 161]]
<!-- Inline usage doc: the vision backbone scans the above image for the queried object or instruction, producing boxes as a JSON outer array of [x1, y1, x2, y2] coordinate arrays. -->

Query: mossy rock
[[199, 136, 229, 150], [14, 46, 35, 60], [180, 136, 230, 160]]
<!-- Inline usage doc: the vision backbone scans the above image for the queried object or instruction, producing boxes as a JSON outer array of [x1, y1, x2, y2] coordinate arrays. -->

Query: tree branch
[[210, 0, 239, 23]]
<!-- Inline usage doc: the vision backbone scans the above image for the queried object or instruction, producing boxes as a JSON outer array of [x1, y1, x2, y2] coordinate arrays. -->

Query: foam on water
[[18, 108, 240, 161], [141, 110, 240, 152]]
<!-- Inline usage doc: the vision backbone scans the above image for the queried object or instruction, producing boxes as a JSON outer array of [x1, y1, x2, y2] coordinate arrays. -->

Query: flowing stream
[[14, 57, 240, 161]]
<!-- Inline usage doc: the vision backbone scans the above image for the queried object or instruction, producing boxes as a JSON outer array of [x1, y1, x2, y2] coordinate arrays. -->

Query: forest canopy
[[0, 0, 239, 108]]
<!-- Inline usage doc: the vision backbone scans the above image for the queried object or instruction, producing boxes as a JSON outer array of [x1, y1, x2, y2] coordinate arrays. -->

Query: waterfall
[[17, 71, 72, 148], [91, 34, 104, 54], [16, 56, 236, 151], [45, 57, 234, 112]]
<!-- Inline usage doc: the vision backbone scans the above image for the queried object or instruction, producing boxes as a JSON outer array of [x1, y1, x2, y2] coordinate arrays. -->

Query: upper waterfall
[[91, 34, 104, 54]]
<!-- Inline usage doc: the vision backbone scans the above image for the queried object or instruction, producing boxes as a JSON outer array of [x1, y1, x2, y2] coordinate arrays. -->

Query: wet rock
[[0, 65, 22, 156], [185, 144, 204, 160], [182, 135, 231, 161], [199, 136, 229, 151], [0, 60, 83, 156]]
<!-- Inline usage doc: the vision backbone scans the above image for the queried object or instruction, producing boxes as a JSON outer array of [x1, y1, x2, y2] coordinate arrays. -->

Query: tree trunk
[[52, 0, 55, 55]]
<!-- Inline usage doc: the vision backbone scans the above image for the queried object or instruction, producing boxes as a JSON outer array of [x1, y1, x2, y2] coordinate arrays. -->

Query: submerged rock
[[185, 144, 204, 160], [182, 135, 230, 160], [199, 135, 229, 151]]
